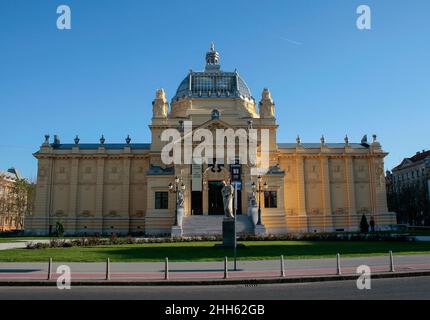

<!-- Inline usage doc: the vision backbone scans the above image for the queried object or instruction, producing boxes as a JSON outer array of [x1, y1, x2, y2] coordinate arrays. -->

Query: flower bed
[[24, 232, 413, 249]]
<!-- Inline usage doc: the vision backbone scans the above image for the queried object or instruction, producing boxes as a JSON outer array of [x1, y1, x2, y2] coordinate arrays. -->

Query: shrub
[[109, 233, 118, 244], [55, 222, 65, 238], [23, 230, 412, 250], [26, 241, 50, 249]]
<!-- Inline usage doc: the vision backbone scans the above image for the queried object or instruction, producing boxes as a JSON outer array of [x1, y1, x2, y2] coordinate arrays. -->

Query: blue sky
[[0, 0, 429, 179]]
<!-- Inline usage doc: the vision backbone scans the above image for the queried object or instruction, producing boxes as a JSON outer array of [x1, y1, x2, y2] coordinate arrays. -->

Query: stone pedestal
[[254, 224, 266, 236], [248, 206, 258, 226], [222, 218, 235, 248], [171, 225, 183, 238], [177, 208, 184, 227]]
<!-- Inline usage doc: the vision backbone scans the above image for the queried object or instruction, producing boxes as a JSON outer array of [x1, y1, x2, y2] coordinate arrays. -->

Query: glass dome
[[172, 45, 253, 101]]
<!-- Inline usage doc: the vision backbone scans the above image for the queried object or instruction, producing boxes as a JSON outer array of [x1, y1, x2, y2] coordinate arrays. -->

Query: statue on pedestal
[[177, 189, 184, 208], [248, 191, 258, 226], [248, 191, 257, 208], [221, 181, 234, 219]]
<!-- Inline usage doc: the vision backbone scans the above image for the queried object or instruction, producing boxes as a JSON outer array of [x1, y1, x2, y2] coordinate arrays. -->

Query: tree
[[360, 214, 369, 233], [387, 179, 430, 226]]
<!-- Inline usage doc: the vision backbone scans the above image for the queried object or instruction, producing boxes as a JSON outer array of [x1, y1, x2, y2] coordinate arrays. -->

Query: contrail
[[278, 36, 303, 46]]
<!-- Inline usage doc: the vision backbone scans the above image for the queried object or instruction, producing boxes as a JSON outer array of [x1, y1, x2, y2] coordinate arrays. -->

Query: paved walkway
[[0, 254, 429, 281], [0, 240, 50, 251]]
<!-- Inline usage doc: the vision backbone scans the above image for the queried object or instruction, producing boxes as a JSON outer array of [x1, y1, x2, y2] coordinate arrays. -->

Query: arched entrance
[[208, 180, 224, 215], [202, 164, 230, 215]]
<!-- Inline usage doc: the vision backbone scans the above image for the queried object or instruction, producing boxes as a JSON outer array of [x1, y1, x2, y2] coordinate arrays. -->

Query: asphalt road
[[0, 276, 429, 300]]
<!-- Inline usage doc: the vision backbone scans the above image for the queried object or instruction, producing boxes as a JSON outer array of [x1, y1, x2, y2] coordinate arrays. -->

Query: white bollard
[[165, 257, 169, 280], [280, 255, 286, 277], [47, 257, 52, 280], [106, 258, 110, 280], [224, 256, 228, 279], [336, 253, 342, 275], [389, 251, 395, 272]]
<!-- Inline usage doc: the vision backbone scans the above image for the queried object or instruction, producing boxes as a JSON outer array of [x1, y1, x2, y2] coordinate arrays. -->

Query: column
[[95, 157, 105, 233], [368, 157, 377, 215], [371, 156, 393, 226], [321, 156, 333, 231], [345, 156, 358, 229], [68, 157, 79, 234], [122, 157, 131, 233], [296, 156, 308, 231], [31, 158, 52, 234]]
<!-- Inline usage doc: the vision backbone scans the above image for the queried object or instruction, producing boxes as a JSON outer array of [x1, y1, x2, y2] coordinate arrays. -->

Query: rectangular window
[[155, 192, 168, 209], [264, 191, 277, 208]]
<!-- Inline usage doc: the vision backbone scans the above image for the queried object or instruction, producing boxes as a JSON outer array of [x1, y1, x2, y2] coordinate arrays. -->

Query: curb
[[1, 270, 430, 287]]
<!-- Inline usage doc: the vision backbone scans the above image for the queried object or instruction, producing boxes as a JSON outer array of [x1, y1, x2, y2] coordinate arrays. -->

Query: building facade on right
[[386, 150, 430, 225]]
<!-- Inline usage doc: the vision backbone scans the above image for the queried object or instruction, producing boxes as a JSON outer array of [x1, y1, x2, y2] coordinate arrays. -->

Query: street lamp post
[[169, 176, 185, 227], [252, 176, 268, 226], [233, 182, 238, 271]]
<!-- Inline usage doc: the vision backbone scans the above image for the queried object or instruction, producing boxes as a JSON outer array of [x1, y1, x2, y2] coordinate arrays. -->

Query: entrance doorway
[[236, 189, 242, 215], [207, 181, 243, 215], [191, 191, 203, 215], [208, 181, 224, 215]]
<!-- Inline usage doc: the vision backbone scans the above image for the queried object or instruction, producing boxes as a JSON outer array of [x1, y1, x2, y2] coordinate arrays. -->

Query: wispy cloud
[[278, 36, 303, 46]]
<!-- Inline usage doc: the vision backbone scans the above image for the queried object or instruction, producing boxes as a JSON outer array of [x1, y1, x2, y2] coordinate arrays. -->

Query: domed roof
[[172, 44, 253, 101]]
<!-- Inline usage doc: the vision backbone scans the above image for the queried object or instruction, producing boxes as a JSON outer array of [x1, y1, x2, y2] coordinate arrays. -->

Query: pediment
[[176, 118, 236, 144], [394, 158, 413, 170], [195, 118, 235, 132], [170, 117, 258, 148]]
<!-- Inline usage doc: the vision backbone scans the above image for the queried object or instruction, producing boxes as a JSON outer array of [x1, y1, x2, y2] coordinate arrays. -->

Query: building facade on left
[[0, 168, 25, 231]]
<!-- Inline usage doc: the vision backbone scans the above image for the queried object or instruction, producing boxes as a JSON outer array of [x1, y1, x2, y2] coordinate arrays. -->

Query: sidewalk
[[0, 254, 429, 281]]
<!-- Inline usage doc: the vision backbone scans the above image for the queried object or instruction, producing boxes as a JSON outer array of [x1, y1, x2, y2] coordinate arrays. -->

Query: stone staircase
[[182, 215, 255, 236]]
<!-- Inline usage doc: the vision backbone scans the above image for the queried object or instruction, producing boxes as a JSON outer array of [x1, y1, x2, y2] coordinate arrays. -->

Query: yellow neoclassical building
[[26, 45, 396, 236]]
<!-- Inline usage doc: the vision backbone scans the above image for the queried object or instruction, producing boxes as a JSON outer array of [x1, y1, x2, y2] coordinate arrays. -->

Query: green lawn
[[0, 240, 430, 262]]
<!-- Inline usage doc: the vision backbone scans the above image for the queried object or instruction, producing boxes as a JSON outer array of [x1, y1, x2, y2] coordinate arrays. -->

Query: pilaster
[[321, 156, 333, 231], [95, 156, 105, 233], [68, 157, 79, 233], [296, 156, 308, 231], [122, 157, 131, 232], [345, 156, 358, 229]]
